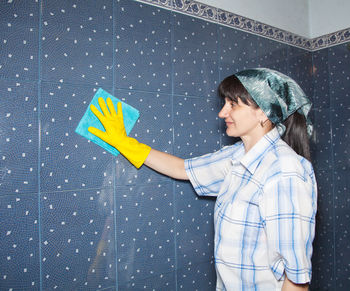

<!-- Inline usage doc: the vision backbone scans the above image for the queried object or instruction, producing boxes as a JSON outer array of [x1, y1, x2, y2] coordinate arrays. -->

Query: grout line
[[170, 4, 179, 290], [112, 1, 119, 290], [37, 0, 43, 290], [326, 48, 337, 291]]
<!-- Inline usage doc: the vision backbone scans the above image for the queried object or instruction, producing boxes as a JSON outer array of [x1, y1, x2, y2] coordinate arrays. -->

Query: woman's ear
[[255, 108, 269, 123], [255, 108, 273, 129]]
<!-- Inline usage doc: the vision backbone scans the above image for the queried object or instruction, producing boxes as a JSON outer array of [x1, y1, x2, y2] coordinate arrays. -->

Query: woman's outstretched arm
[[144, 148, 188, 180], [88, 98, 188, 180]]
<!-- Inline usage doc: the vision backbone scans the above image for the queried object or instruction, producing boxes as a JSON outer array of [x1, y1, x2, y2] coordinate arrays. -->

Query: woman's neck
[[241, 126, 273, 152]]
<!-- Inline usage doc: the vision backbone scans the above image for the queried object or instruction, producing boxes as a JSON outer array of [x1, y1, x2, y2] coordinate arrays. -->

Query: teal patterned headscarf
[[235, 68, 313, 136]]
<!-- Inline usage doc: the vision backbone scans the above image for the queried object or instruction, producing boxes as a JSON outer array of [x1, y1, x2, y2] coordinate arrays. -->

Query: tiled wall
[[310, 43, 350, 291], [0, 0, 349, 290]]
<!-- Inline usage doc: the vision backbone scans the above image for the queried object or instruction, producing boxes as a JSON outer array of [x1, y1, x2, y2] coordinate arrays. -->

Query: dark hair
[[218, 75, 258, 107], [218, 74, 311, 161], [282, 112, 311, 161]]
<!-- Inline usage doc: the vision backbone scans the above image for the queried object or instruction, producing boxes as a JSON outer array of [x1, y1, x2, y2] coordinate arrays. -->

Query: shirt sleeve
[[259, 173, 317, 284], [185, 146, 234, 197]]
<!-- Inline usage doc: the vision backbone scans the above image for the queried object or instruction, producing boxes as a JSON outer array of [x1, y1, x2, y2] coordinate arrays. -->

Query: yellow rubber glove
[[88, 97, 151, 168]]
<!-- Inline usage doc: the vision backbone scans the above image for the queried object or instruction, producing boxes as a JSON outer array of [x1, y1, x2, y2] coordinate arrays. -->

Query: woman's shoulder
[[265, 139, 314, 179]]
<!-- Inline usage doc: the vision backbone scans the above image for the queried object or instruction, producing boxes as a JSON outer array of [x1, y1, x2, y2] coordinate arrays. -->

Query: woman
[[88, 68, 317, 291]]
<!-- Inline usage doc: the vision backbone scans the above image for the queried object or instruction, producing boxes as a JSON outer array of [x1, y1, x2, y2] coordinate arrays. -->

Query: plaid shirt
[[185, 128, 317, 291]]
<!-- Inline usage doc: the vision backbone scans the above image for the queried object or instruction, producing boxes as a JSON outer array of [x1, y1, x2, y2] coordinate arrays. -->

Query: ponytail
[[282, 112, 311, 161]]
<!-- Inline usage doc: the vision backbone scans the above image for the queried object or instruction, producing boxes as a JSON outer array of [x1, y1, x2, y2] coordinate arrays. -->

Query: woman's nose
[[218, 104, 228, 119]]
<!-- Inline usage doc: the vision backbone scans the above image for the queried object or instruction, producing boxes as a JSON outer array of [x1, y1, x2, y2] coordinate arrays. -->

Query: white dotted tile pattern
[[219, 27, 257, 75], [115, 1, 172, 93], [173, 13, 219, 97], [0, 80, 38, 194], [0, 0, 39, 81], [41, 0, 113, 87], [174, 96, 221, 157], [0, 194, 40, 289], [41, 188, 115, 290], [309, 42, 350, 290], [40, 83, 115, 192], [116, 183, 175, 287]]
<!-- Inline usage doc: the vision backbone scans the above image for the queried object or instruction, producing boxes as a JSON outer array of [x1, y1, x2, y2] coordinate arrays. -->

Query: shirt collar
[[239, 127, 281, 175]]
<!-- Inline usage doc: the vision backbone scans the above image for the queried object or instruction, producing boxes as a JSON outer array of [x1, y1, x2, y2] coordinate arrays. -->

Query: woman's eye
[[225, 99, 236, 108]]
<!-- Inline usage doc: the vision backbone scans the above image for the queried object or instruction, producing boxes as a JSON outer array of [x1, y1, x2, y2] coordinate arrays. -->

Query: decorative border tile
[[254, 20, 312, 50], [136, 0, 350, 51], [172, 0, 217, 21], [218, 9, 255, 33], [137, 0, 173, 10], [312, 28, 350, 50]]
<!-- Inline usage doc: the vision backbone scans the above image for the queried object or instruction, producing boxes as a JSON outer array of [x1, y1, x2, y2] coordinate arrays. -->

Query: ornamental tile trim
[[172, 0, 218, 21], [311, 28, 350, 50], [218, 9, 255, 33], [136, 0, 173, 9], [136, 0, 350, 51]]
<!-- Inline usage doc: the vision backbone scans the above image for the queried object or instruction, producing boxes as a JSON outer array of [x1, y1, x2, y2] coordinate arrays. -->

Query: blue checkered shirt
[[185, 128, 317, 291]]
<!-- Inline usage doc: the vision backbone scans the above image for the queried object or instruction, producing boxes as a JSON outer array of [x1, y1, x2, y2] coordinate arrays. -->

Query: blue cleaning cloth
[[75, 88, 140, 156]]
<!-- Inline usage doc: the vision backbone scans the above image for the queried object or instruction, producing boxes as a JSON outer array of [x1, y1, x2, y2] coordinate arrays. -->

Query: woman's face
[[218, 97, 265, 138]]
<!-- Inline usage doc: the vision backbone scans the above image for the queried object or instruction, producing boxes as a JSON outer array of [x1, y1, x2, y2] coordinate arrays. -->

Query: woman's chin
[[226, 129, 239, 137]]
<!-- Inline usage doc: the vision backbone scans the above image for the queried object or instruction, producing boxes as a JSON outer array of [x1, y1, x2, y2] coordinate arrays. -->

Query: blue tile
[[0, 194, 40, 290], [40, 83, 115, 192], [177, 260, 216, 290], [116, 156, 172, 186], [312, 49, 330, 109], [288, 45, 309, 58], [116, 183, 175, 285], [334, 169, 350, 290], [41, 188, 116, 290], [114, 89, 173, 185], [310, 108, 332, 170], [175, 181, 215, 266], [0, 79, 38, 195], [118, 271, 176, 290], [256, 36, 288, 73], [310, 170, 335, 291], [331, 107, 350, 170], [174, 96, 221, 158], [287, 49, 314, 101], [219, 26, 257, 78], [115, 0, 172, 93], [329, 44, 350, 110], [41, 0, 113, 87], [42, 0, 113, 24], [0, 0, 39, 81], [173, 13, 219, 97], [329, 44, 350, 171]]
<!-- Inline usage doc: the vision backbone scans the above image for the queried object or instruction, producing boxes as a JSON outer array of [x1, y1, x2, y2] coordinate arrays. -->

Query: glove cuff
[[117, 137, 152, 169]]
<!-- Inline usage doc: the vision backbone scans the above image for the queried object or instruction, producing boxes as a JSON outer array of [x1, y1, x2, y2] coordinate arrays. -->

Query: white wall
[[199, 0, 350, 38], [199, 0, 310, 37], [308, 0, 350, 37]]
